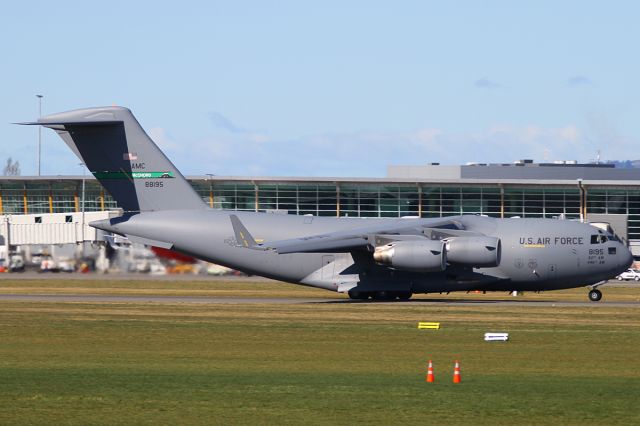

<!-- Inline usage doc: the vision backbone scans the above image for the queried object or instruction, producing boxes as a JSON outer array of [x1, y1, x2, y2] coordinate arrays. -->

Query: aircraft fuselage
[[93, 210, 632, 295]]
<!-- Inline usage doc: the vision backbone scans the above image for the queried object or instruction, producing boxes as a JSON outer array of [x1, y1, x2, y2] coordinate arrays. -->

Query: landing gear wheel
[[635, 276, 640, 282], [618, 276, 623, 281], [348, 291, 369, 300], [397, 292, 413, 300], [588, 289, 602, 302], [372, 291, 395, 301]]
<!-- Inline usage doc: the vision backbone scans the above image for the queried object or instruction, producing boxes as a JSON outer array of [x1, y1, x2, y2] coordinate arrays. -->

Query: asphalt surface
[[0, 272, 264, 281], [1, 272, 639, 307], [2, 272, 638, 288], [0, 294, 321, 304], [0, 293, 638, 307]]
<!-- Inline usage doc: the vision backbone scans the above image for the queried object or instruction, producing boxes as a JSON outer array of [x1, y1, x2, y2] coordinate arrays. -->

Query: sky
[[2, 1, 640, 177]]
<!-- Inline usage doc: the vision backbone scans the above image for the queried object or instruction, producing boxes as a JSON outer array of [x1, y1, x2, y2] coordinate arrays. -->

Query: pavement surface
[[1, 272, 638, 307], [0, 293, 638, 307], [0, 272, 264, 281]]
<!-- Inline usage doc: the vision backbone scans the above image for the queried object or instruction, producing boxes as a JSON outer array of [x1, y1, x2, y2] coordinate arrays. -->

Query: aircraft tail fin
[[23, 106, 206, 212]]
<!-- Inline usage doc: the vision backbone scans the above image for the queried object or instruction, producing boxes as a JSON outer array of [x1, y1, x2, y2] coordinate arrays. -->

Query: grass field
[[0, 278, 639, 425]]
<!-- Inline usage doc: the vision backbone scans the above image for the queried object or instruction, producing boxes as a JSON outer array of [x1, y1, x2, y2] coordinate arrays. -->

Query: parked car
[[39, 256, 59, 273], [616, 268, 640, 281], [8, 254, 25, 272], [58, 258, 76, 273]]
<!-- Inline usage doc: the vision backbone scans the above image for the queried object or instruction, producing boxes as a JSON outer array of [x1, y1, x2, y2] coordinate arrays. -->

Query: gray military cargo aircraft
[[24, 106, 632, 301]]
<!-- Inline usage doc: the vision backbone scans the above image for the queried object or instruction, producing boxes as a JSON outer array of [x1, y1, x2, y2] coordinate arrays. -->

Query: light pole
[[80, 162, 86, 244], [206, 173, 214, 208], [36, 95, 43, 176]]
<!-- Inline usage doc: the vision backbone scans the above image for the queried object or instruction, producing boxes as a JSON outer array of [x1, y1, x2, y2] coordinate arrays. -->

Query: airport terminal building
[[2, 160, 640, 246]]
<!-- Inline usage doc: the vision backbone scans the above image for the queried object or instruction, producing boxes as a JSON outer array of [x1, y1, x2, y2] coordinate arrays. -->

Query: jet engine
[[373, 240, 446, 272], [445, 236, 501, 267]]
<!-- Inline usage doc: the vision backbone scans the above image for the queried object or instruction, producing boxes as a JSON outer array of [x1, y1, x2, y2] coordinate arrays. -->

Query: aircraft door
[[321, 255, 335, 280], [548, 264, 557, 281]]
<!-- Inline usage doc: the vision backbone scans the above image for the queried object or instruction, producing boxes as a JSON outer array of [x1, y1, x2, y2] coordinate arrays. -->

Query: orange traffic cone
[[453, 360, 461, 384], [426, 360, 435, 383]]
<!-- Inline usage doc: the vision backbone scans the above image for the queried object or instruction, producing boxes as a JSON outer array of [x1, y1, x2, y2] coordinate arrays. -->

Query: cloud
[[209, 112, 245, 133], [567, 75, 593, 87], [149, 123, 604, 178], [474, 77, 501, 89], [207, 112, 270, 144], [148, 127, 181, 151], [583, 111, 631, 160], [469, 124, 584, 163], [35, 120, 636, 178]]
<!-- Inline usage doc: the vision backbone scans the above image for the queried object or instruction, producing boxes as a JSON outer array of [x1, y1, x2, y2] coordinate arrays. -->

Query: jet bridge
[[0, 211, 121, 248]]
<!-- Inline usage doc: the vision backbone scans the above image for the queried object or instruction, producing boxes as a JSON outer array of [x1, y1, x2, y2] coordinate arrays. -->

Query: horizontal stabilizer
[[125, 234, 174, 249], [20, 106, 206, 213], [16, 120, 122, 127]]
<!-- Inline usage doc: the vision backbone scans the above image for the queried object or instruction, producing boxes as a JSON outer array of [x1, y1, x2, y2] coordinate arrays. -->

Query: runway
[[0, 294, 324, 304], [0, 293, 639, 307]]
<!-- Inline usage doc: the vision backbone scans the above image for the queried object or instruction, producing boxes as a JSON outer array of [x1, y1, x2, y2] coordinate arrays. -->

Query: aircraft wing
[[263, 235, 372, 254], [230, 215, 483, 254]]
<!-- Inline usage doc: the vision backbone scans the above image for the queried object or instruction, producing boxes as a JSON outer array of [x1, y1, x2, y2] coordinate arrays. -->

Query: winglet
[[230, 215, 262, 249]]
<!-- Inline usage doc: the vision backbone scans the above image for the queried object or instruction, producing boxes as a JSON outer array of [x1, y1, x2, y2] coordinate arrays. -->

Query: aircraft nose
[[618, 244, 633, 268], [622, 245, 634, 268]]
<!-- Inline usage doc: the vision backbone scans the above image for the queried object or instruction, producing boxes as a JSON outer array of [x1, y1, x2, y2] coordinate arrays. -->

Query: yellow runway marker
[[418, 322, 440, 330]]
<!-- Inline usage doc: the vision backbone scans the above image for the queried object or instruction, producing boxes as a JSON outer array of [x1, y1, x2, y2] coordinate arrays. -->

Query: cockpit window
[[591, 235, 608, 244], [589, 223, 623, 243]]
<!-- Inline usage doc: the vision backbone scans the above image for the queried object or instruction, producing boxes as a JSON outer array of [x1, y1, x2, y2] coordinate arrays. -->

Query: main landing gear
[[348, 291, 412, 301]]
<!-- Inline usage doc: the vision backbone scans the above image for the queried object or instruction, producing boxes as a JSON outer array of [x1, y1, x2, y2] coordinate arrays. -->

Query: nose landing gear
[[588, 289, 602, 302], [587, 281, 606, 302]]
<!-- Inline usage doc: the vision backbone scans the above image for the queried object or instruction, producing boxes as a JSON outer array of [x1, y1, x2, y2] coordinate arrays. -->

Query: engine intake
[[373, 240, 446, 272], [445, 236, 501, 267]]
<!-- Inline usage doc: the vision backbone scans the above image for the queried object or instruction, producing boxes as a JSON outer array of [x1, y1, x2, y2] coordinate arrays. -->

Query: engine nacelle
[[445, 236, 501, 267], [373, 240, 446, 272]]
